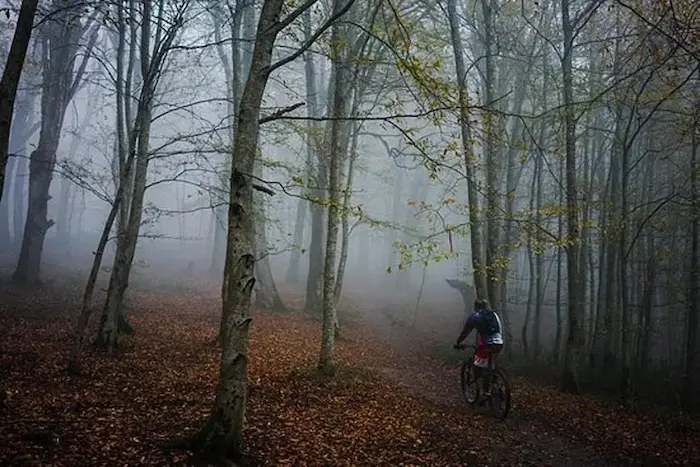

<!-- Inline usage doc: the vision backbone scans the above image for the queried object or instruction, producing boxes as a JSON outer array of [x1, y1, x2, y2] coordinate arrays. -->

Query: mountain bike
[[455, 344, 511, 420]]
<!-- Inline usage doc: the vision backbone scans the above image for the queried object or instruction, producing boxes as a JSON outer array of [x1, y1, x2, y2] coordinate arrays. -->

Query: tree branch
[[266, 0, 357, 74], [259, 102, 305, 124], [253, 183, 275, 196], [270, 0, 320, 35]]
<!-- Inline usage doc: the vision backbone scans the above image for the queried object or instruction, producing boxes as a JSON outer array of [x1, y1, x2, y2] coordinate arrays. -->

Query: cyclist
[[453, 297, 504, 405]]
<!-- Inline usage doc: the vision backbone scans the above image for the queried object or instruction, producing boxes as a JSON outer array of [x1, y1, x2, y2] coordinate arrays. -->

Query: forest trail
[[355, 316, 620, 466], [356, 308, 698, 466], [0, 288, 698, 466]]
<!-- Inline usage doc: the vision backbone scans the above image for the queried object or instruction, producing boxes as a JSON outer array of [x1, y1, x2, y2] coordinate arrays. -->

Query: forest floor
[[1, 285, 699, 466]]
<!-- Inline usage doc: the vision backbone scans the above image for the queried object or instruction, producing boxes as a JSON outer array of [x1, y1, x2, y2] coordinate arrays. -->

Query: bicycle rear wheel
[[460, 361, 479, 406], [487, 367, 511, 420]]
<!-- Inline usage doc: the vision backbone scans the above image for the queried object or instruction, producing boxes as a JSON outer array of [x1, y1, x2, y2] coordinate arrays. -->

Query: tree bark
[[560, 0, 584, 394], [0, 0, 39, 205], [98, 0, 183, 352], [304, 7, 326, 316], [190, 0, 293, 458], [682, 110, 699, 411], [319, 0, 352, 376], [333, 117, 360, 304], [447, 0, 487, 300], [286, 8, 317, 286]]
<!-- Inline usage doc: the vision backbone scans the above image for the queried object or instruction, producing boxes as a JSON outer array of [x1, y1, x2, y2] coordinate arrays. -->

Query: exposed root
[[161, 423, 252, 467]]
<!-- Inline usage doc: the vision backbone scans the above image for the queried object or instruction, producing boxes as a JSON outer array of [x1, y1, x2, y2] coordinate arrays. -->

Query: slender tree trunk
[[286, 192, 307, 285], [619, 127, 632, 400], [0, 155, 16, 247], [0, 0, 39, 204], [480, 0, 501, 311], [253, 162, 286, 312], [286, 9, 316, 286], [1, 88, 35, 249], [533, 127, 545, 362], [560, 0, 584, 393], [209, 0, 247, 277], [12, 153, 28, 247], [98, 108, 153, 353], [98, 0, 183, 352], [682, 115, 699, 411], [319, 2, 351, 376], [303, 8, 325, 315], [186, 0, 339, 457], [447, 0, 487, 299], [523, 160, 538, 358], [555, 207, 563, 362], [333, 118, 360, 304], [67, 121, 139, 373]]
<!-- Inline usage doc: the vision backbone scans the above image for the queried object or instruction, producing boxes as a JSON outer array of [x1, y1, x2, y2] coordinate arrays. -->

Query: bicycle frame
[[457, 343, 511, 420]]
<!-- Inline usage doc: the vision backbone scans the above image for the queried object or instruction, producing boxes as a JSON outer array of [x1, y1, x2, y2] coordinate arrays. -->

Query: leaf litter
[[1, 288, 699, 466]]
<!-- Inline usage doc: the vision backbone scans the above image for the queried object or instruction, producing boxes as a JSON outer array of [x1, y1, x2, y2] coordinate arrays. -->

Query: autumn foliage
[[1, 287, 699, 465]]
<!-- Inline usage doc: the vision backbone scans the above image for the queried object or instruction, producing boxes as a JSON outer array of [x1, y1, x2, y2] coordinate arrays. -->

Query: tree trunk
[[480, 0, 502, 311], [319, 2, 351, 376], [560, 0, 584, 394], [67, 113, 140, 373], [286, 194, 308, 285], [532, 118, 546, 362], [56, 103, 91, 247], [190, 0, 301, 458], [98, 0, 183, 352], [98, 107, 153, 353], [209, 0, 245, 277], [447, 0, 487, 300], [1, 87, 35, 250], [13, 1, 96, 284], [304, 7, 325, 316], [681, 113, 699, 411], [333, 118, 360, 305], [12, 153, 28, 247], [253, 162, 286, 312], [0, 0, 39, 205], [0, 155, 16, 248]]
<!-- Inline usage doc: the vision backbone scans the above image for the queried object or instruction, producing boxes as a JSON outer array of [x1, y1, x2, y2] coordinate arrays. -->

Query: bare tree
[[97, 0, 190, 353], [178, 0, 355, 460], [12, 0, 98, 284], [446, 0, 487, 300]]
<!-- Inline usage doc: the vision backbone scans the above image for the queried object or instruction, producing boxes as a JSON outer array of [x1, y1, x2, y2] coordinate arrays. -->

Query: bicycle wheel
[[460, 361, 479, 406], [487, 367, 511, 420]]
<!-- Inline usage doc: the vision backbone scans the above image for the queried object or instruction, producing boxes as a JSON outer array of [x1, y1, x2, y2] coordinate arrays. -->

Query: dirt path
[[355, 312, 664, 466], [364, 357, 618, 466]]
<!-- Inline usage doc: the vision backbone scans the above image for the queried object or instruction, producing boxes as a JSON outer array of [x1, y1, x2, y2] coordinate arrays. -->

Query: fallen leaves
[[0, 286, 698, 466]]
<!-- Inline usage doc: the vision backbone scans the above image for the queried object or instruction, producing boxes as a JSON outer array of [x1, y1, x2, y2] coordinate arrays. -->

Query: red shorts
[[474, 336, 502, 368]]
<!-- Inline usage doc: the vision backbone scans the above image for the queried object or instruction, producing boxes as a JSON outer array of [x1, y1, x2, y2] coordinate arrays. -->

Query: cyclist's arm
[[455, 313, 475, 346]]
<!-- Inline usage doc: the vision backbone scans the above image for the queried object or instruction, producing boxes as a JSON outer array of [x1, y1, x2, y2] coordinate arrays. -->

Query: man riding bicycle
[[454, 297, 504, 405]]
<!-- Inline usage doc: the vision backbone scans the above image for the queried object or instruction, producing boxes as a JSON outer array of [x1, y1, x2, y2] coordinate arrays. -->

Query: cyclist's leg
[[488, 343, 503, 369], [483, 343, 503, 395], [473, 336, 489, 402]]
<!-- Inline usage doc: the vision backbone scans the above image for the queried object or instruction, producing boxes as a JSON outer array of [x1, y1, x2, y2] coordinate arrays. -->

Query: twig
[[252, 183, 275, 196], [259, 102, 305, 124]]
